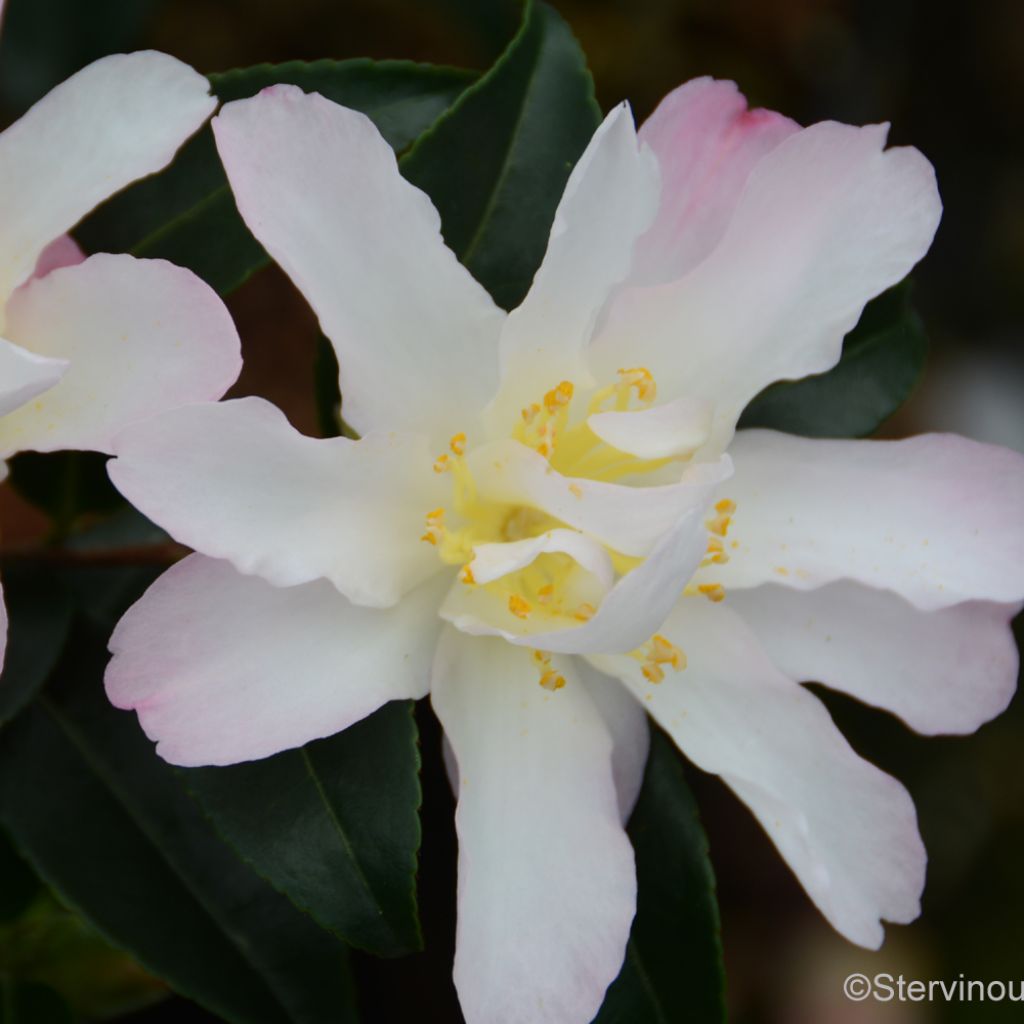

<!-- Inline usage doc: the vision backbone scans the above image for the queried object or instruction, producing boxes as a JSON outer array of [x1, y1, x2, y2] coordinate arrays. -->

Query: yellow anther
[[433, 453, 450, 474], [450, 432, 467, 456], [707, 514, 732, 537], [715, 498, 736, 516], [539, 668, 566, 691], [421, 507, 446, 546], [704, 537, 729, 566], [543, 380, 574, 413], [421, 532, 438, 546], [521, 402, 540, 424], [774, 566, 789, 577], [536, 584, 555, 605], [508, 594, 532, 619], [617, 367, 657, 403], [460, 564, 476, 584], [650, 634, 685, 669], [536, 441, 550, 458], [574, 602, 596, 622], [568, 483, 583, 499], [698, 583, 726, 603], [642, 663, 665, 684]]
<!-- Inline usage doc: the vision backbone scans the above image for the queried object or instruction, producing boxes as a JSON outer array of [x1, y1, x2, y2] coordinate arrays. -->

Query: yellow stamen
[[533, 650, 566, 691], [642, 663, 665, 684], [715, 498, 736, 515], [433, 453, 450, 473], [698, 583, 726, 603], [707, 514, 732, 537], [617, 367, 657, 403], [574, 602, 596, 622], [460, 565, 476, 584], [508, 594, 532, 619], [450, 432, 467, 456]]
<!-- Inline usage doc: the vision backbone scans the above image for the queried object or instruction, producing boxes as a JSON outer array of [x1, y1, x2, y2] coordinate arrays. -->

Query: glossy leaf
[[185, 701, 423, 957], [739, 281, 928, 438], [594, 730, 726, 1024], [0, 565, 73, 726], [76, 60, 477, 296], [401, 0, 601, 309], [0, 634, 358, 1024]]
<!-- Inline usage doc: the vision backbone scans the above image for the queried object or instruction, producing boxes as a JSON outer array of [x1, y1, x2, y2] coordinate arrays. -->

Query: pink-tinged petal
[[32, 234, 85, 279], [432, 629, 635, 1024], [213, 86, 504, 443], [592, 120, 941, 449], [702, 430, 1024, 609], [466, 439, 728, 557], [631, 77, 799, 285], [0, 255, 241, 457], [729, 582, 1021, 735], [0, 337, 66, 419], [578, 660, 650, 822], [587, 395, 713, 460], [106, 555, 448, 767], [109, 397, 446, 608], [486, 105, 660, 435], [591, 599, 925, 948], [441, 457, 730, 655], [0, 52, 214, 300]]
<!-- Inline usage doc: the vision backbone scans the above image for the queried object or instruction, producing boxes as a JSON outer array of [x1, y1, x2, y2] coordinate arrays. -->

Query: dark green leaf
[[76, 60, 477, 296], [0, 565, 73, 726], [739, 281, 928, 438], [0, 980, 72, 1024], [186, 701, 422, 957], [0, 828, 39, 922], [6, 452, 123, 533], [594, 730, 726, 1024], [401, 0, 601, 309], [0, 634, 358, 1024]]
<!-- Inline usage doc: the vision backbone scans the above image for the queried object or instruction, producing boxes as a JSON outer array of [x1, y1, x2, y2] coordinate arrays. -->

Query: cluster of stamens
[[634, 633, 686, 683], [683, 498, 736, 604]]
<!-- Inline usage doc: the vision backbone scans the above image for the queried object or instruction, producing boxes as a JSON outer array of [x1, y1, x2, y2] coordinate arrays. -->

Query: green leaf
[[6, 452, 123, 534], [185, 701, 422, 957], [400, 0, 601, 309], [0, 634, 358, 1024], [76, 60, 477, 296], [594, 730, 726, 1024], [739, 281, 928, 438], [0, 980, 73, 1024], [0, 565, 73, 726]]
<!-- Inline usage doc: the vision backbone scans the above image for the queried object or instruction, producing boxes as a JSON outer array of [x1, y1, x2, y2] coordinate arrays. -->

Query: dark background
[[1, 1, 1022, 1021]]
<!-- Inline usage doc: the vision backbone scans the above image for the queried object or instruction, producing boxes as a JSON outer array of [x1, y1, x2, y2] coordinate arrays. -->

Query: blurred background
[[1, 1, 1022, 1021]]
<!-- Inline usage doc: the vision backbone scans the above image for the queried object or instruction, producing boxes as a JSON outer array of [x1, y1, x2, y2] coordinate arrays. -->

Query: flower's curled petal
[[0, 51, 214, 301], [213, 85, 505, 442], [631, 77, 799, 285], [702, 430, 1024, 609], [487, 103, 660, 435], [468, 529, 614, 590], [0, 255, 241, 457], [109, 397, 447, 607], [32, 234, 85, 279], [587, 395, 713, 460], [729, 582, 1021, 735], [593, 120, 941, 449], [591, 598, 925, 949], [106, 555, 450, 767], [432, 629, 635, 1024]]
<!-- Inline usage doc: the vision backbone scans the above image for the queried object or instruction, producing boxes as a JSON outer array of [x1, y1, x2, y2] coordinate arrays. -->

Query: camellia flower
[[106, 79, 1024, 1023], [0, 49, 242, 668]]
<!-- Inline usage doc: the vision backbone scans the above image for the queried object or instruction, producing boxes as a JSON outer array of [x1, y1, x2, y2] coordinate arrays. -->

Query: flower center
[[421, 370, 735, 687]]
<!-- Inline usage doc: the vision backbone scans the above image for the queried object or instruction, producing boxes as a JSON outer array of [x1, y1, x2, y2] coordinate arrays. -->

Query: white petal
[[578, 660, 650, 822], [0, 337, 66, 418], [441, 457, 730, 654], [466, 439, 728, 557], [0, 255, 241, 457], [592, 120, 941, 449], [728, 582, 1021, 735], [468, 529, 614, 590], [109, 397, 446, 607], [629, 78, 799, 286], [704, 430, 1024, 609], [591, 598, 925, 948], [431, 629, 635, 1024], [0, 51, 214, 302], [587, 395, 713, 459], [213, 86, 504, 442], [485, 104, 660, 436], [106, 555, 448, 767]]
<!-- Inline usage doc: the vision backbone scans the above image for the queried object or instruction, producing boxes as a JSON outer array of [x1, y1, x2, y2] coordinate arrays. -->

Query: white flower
[[0, 50, 243, 666], [105, 79, 1024, 1024]]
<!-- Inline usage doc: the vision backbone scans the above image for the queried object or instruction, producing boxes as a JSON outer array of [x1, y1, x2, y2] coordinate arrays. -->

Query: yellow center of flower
[[422, 371, 737, 688]]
